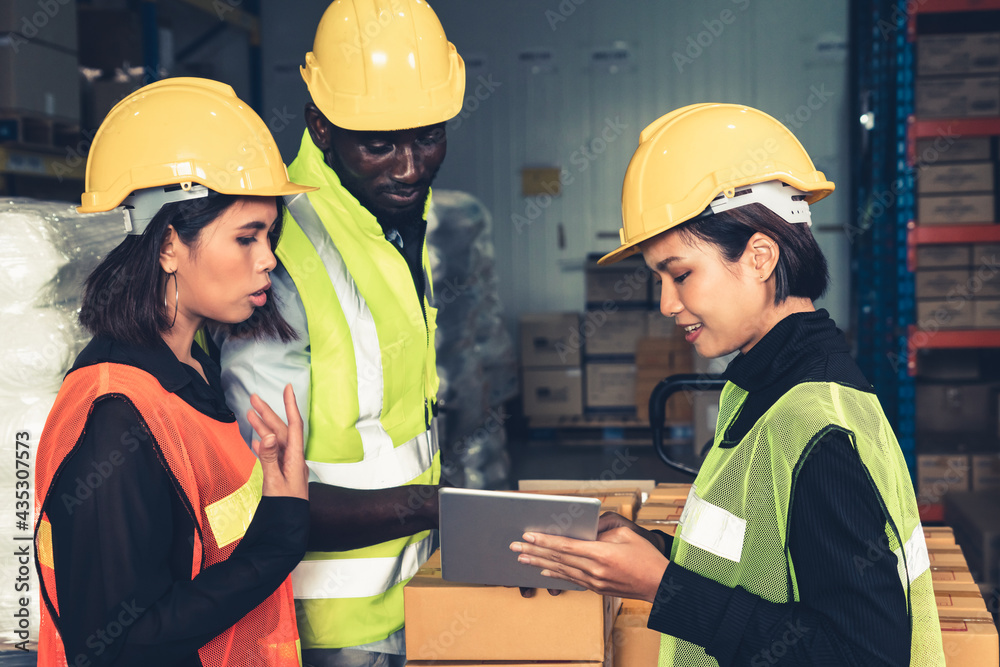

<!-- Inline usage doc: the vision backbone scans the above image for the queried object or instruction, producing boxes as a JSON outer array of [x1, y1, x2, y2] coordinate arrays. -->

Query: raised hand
[[247, 384, 309, 500]]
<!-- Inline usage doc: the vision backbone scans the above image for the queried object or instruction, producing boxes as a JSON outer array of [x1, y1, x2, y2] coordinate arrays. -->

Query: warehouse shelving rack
[[853, 0, 1000, 519]]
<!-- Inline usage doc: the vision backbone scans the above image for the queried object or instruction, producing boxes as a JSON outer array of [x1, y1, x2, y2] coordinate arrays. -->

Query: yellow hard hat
[[79, 77, 315, 219], [599, 103, 835, 265], [302, 0, 466, 131]]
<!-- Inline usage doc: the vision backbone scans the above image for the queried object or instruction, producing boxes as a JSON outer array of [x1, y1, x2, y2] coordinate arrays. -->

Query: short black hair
[[675, 202, 829, 303], [80, 191, 297, 347]]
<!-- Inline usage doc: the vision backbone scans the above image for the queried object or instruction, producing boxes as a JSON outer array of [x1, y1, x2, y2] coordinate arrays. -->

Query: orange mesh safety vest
[[34, 362, 301, 666]]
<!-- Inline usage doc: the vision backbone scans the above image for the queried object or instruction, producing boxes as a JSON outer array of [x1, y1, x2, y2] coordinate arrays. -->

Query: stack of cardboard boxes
[[915, 188, 1000, 325], [404, 482, 998, 665], [912, 29, 1000, 506], [925, 523, 1000, 665], [519, 255, 696, 424], [916, 32, 1000, 121]]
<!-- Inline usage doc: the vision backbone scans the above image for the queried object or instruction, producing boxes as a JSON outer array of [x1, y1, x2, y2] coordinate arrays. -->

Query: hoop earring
[[165, 271, 178, 328]]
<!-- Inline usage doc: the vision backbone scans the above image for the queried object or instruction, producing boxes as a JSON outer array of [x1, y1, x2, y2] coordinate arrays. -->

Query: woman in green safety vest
[[510, 104, 946, 667]]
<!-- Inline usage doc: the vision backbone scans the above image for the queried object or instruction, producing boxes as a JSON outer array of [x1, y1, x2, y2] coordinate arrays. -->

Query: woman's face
[[643, 228, 773, 358], [168, 197, 278, 327]]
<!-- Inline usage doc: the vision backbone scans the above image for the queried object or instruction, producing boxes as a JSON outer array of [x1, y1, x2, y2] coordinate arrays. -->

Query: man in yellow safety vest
[[215, 1, 466, 665]]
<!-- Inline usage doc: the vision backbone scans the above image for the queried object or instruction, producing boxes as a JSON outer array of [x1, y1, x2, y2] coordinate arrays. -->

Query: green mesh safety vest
[[660, 381, 945, 666], [280, 131, 441, 650]]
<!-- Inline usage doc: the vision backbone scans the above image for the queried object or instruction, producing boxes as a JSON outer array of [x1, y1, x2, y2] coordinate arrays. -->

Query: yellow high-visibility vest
[[661, 381, 945, 666], [280, 131, 441, 649]]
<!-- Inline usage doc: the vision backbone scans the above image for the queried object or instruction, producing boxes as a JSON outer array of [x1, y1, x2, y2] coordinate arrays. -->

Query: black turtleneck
[[647, 310, 910, 666]]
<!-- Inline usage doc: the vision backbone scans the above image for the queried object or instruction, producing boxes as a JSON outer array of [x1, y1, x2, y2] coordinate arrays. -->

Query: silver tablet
[[438, 487, 601, 591]]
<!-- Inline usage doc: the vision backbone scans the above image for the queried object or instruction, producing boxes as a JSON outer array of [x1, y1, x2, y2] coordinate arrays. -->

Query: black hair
[[675, 202, 829, 303], [80, 191, 297, 347]]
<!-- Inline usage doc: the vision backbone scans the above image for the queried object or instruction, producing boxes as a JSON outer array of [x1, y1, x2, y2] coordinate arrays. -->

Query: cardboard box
[[404, 553, 620, 661], [918, 194, 995, 224], [918, 33, 1000, 76], [938, 609, 999, 666], [971, 453, 1000, 491], [928, 550, 970, 569], [974, 299, 1000, 328], [523, 368, 584, 418], [0, 38, 79, 120], [936, 589, 989, 611], [917, 244, 974, 269], [931, 566, 976, 584], [916, 76, 1000, 118], [585, 363, 636, 411], [917, 384, 996, 433], [972, 266, 1000, 297], [0, 0, 77, 50], [635, 337, 693, 372], [917, 136, 993, 163], [918, 162, 995, 194], [648, 483, 692, 503], [916, 299, 975, 329], [972, 243, 1000, 267], [520, 313, 581, 367], [584, 310, 649, 357], [917, 455, 971, 504], [518, 479, 656, 496], [585, 256, 650, 306], [635, 505, 684, 523], [916, 269, 971, 300], [611, 606, 660, 667], [926, 526, 957, 545]]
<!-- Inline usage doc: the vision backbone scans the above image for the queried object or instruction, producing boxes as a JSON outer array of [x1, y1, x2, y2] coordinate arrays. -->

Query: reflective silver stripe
[[291, 533, 435, 599], [285, 194, 394, 459], [904, 524, 931, 584], [306, 424, 438, 489], [678, 486, 746, 563]]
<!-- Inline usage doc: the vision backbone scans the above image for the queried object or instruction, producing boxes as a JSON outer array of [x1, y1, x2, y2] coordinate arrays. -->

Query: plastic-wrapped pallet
[[0, 198, 123, 650], [428, 191, 517, 489]]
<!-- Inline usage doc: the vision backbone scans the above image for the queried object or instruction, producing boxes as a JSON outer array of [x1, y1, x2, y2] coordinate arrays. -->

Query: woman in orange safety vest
[[34, 77, 315, 666]]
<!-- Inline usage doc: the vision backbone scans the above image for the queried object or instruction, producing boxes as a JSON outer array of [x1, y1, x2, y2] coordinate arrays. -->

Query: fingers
[[254, 434, 279, 464]]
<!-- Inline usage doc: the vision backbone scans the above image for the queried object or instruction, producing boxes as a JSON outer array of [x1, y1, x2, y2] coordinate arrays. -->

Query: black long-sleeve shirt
[[46, 335, 309, 666], [648, 310, 911, 666]]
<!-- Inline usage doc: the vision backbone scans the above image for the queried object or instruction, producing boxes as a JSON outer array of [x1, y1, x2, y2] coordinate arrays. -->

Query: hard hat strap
[[694, 180, 812, 227], [121, 183, 211, 235]]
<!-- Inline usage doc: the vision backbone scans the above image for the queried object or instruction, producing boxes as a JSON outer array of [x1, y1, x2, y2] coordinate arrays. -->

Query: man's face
[[322, 120, 447, 224]]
